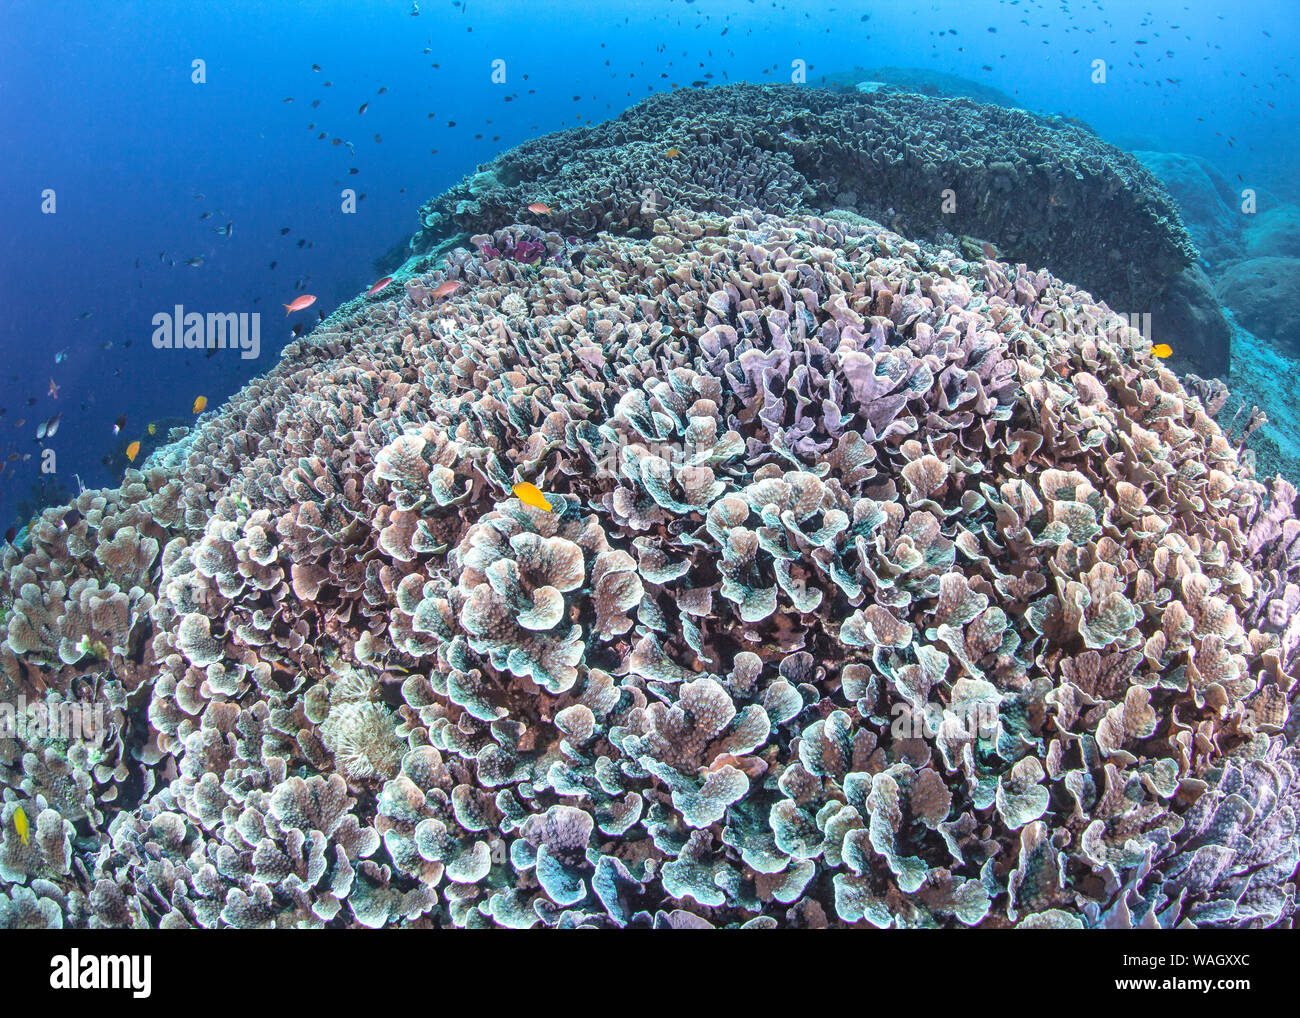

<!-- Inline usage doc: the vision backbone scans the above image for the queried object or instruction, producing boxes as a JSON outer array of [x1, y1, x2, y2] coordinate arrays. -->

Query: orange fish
[[125, 441, 140, 462], [367, 276, 394, 297], [526, 202, 552, 214], [283, 294, 317, 315], [512, 482, 552, 512], [664, 147, 680, 158], [432, 280, 461, 299], [192, 395, 207, 414], [48, 378, 59, 399], [1152, 344, 1173, 358]]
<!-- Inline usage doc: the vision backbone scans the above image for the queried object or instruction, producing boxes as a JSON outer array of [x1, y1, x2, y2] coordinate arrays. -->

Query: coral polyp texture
[[2, 206, 1297, 929]]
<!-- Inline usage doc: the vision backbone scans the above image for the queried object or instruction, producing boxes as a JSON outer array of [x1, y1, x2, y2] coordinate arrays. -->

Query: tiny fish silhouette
[[512, 482, 552, 512]]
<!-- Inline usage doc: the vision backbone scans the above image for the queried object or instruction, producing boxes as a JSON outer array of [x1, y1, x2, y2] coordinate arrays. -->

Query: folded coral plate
[[1, 207, 1296, 929]]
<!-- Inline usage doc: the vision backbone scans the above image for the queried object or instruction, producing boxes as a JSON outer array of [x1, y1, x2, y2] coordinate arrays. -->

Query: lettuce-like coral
[[0, 199, 1295, 928]]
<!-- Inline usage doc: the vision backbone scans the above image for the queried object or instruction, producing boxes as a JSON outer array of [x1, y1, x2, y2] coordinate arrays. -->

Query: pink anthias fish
[[48, 378, 59, 399], [283, 294, 317, 316], [432, 280, 461, 300]]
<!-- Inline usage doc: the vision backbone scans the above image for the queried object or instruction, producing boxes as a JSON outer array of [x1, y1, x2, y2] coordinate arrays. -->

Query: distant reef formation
[[2, 205, 1296, 929], [815, 65, 1021, 109], [411, 83, 1228, 376], [1137, 151, 1300, 482]]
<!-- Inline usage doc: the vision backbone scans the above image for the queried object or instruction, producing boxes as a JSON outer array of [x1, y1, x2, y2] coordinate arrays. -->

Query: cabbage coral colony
[[0, 84, 1296, 929]]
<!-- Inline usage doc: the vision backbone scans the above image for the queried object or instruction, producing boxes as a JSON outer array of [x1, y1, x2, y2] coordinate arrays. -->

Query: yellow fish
[[512, 482, 552, 512], [126, 440, 141, 463], [147, 422, 157, 435], [1151, 344, 1173, 358], [192, 395, 208, 414], [664, 147, 680, 158], [13, 806, 29, 846]]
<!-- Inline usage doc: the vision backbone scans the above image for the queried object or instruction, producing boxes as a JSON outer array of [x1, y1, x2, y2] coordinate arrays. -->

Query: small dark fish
[[199, 211, 212, 220], [186, 257, 204, 267], [297, 239, 306, 248], [215, 222, 232, 236], [280, 227, 291, 235], [348, 167, 359, 175], [311, 63, 321, 71], [377, 86, 387, 95], [114, 413, 126, 434], [4, 527, 16, 544], [78, 311, 92, 320], [311, 99, 321, 108], [269, 260, 278, 269], [283, 96, 294, 102], [358, 102, 369, 114]]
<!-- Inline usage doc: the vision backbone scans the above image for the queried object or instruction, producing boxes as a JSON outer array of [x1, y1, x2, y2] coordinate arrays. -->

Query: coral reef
[[1215, 257, 1300, 355], [2, 202, 1296, 929], [815, 65, 1021, 109], [410, 83, 1228, 376], [1133, 151, 1300, 484], [1136, 151, 1246, 269]]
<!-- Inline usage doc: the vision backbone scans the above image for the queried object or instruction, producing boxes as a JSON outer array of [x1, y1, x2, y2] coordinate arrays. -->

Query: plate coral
[[1, 201, 1296, 928]]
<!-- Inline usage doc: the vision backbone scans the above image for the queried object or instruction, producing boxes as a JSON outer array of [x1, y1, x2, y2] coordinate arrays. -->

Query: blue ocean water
[[1, 0, 1296, 530]]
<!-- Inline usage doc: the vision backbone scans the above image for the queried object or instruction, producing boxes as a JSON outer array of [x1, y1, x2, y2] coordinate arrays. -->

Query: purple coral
[[0, 206, 1295, 930]]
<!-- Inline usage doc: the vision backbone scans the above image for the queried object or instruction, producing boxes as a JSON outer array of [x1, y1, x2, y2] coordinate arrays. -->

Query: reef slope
[[2, 208, 1295, 928]]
